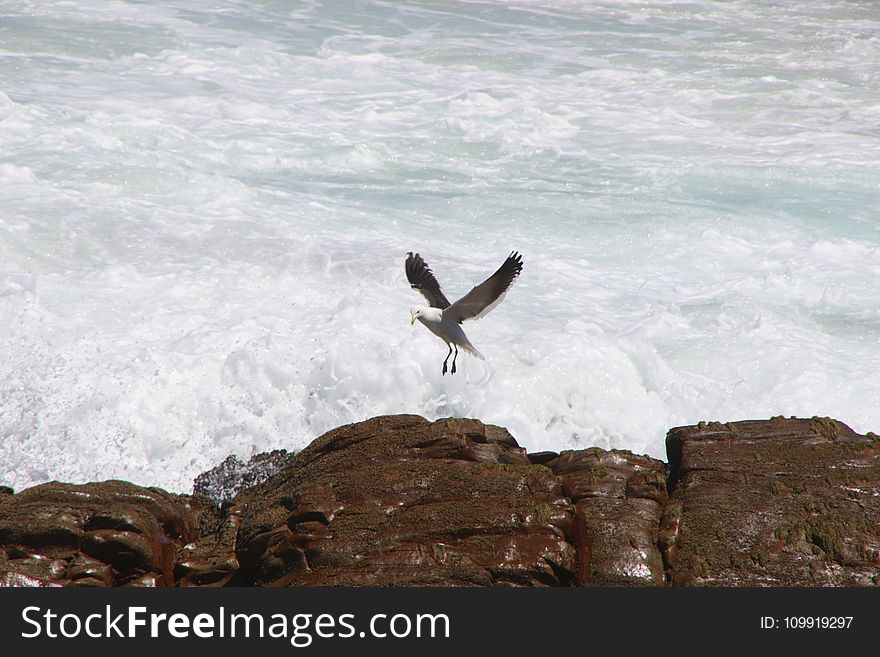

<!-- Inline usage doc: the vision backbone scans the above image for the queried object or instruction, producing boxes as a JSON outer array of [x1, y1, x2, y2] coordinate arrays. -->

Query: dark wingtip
[[508, 250, 523, 273]]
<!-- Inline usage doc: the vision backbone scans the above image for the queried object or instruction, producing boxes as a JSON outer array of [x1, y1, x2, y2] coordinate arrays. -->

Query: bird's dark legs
[[442, 343, 453, 375], [441, 344, 460, 375]]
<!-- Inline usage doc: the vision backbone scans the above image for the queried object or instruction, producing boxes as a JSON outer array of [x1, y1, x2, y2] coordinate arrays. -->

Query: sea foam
[[1, 0, 879, 492]]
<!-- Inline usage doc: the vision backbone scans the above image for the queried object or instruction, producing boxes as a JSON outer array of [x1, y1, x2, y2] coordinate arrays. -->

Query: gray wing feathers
[[405, 252, 451, 309], [445, 251, 523, 323]]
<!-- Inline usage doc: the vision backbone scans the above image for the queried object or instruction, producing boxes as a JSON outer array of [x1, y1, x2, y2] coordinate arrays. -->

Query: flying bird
[[406, 251, 523, 375]]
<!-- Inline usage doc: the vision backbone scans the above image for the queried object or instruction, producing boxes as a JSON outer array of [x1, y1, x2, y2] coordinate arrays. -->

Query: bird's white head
[[411, 305, 442, 325]]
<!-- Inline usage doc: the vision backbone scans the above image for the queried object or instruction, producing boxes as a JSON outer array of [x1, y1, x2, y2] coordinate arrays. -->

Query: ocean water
[[2, 0, 879, 493]]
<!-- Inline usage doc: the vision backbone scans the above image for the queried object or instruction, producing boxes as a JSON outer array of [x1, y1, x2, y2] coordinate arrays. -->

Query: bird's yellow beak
[[410, 315, 417, 325]]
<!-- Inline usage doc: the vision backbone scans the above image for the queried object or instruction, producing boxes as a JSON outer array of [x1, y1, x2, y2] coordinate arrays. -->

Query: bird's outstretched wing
[[445, 251, 523, 324], [406, 252, 451, 309]]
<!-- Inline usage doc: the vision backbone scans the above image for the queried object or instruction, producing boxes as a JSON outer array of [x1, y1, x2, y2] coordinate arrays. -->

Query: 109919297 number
[[783, 616, 853, 629]]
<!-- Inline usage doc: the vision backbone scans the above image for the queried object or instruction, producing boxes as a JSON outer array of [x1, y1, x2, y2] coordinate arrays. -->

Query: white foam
[[2, 0, 880, 493]]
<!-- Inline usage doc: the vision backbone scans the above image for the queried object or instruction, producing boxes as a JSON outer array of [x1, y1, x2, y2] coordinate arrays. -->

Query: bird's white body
[[411, 305, 484, 360]]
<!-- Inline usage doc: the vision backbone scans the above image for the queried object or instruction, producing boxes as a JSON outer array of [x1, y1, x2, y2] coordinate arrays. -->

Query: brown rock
[[546, 448, 668, 585], [3, 414, 878, 588], [234, 415, 580, 586], [0, 480, 198, 587], [174, 496, 242, 587], [665, 417, 880, 586]]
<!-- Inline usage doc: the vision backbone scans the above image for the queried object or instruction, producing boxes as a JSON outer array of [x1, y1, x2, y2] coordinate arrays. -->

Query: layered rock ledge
[[1, 415, 878, 587]]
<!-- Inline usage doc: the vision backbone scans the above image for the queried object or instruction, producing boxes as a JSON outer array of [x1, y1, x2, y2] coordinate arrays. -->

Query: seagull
[[406, 251, 523, 375]]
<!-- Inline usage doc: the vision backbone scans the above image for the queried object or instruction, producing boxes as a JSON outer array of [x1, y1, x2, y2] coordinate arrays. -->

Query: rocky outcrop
[[664, 417, 880, 586], [1, 415, 878, 587], [0, 481, 197, 587], [234, 415, 580, 586], [546, 448, 667, 585]]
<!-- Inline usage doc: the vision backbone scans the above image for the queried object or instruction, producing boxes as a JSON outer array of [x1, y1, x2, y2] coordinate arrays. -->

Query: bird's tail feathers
[[459, 341, 485, 360]]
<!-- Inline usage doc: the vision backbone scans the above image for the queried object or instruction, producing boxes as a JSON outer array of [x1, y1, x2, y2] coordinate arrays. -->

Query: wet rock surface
[[1, 415, 878, 586], [0, 481, 197, 587], [234, 415, 580, 586], [665, 417, 880, 586], [546, 448, 667, 585]]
